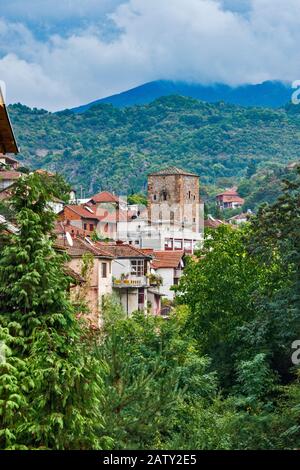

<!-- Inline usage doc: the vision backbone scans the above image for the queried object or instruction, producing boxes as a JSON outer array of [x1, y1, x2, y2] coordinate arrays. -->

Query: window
[[89, 224, 94, 231], [165, 238, 173, 250], [101, 263, 107, 278], [162, 191, 168, 201], [83, 223, 87, 230], [131, 259, 144, 277], [174, 239, 183, 250], [153, 194, 157, 201]]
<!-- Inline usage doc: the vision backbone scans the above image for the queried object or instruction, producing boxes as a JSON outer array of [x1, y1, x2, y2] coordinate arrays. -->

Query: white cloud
[[0, 0, 299, 110]]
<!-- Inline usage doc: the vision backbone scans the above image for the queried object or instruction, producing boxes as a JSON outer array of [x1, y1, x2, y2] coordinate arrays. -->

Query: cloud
[[0, 0, 299, 110]]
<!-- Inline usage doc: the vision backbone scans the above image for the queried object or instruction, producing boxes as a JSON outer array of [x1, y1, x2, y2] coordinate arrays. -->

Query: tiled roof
[[216, 187, 239, 197], [148, 166, 198, 177], [89, 191, 120, 203], [204, 217, 224, 229], [54, 237, 113, 258], [63, 266, 85, 284], [151, 250, 184, 269], [0, 170, 21, 180], [96, 241, 152, 259], [54, 221, 88, 238], [64, 204, 101, 220], [0, 184, 14, 201]]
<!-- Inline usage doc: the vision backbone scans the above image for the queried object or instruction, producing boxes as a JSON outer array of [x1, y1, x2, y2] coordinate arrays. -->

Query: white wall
[[155, 267, 175, 300]]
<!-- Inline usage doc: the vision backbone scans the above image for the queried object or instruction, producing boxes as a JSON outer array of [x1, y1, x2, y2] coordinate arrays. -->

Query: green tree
[[176, 224, 267, 387], [0, 173, 108, 449], [97, 298, 221, 449]]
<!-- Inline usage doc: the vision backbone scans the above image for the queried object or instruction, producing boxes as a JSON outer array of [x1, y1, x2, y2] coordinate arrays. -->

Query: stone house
[[54, 234, 113, 328]]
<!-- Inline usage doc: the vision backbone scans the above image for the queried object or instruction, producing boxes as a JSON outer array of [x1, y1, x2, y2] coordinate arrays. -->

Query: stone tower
[[147, 166, 200, 232]]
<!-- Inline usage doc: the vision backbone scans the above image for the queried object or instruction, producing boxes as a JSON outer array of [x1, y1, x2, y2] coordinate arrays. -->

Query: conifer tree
[[0, 173, 108, 449]]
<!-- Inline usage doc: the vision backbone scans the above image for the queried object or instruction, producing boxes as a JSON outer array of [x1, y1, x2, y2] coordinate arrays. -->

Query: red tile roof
[[0, 170, 21, 180], [63, 266, 86, 284], [64, 204, 101, 220], [95, 241, 152, 259], [151, 250, 184, 269], [54, 237, 113, 258], [216, 187, 238, 197], [89, 191, 120, 203], [204, 218, 224, 229]]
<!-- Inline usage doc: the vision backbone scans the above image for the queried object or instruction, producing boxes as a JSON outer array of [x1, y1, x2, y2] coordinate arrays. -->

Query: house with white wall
[[95, 241, 160, 316], [145, 250, 185, 301]]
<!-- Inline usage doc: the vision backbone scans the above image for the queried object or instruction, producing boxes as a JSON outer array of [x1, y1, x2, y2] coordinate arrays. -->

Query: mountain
[[71, 80, 292, 113], [8, 96, 300, 208]]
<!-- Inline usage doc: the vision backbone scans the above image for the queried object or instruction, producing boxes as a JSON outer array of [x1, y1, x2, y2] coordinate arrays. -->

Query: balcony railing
[[113, 277, 148, 288]]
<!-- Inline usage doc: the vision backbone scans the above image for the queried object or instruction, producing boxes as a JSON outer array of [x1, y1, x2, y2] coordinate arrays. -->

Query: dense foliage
[[9, 97, 300, 207]]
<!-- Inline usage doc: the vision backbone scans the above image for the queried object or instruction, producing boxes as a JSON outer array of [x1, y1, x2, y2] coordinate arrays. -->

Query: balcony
[[113, 276, 148, 289]]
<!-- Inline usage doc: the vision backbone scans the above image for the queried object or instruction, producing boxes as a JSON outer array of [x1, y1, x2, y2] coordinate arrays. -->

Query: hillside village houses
[[0, 85, 247, 327]]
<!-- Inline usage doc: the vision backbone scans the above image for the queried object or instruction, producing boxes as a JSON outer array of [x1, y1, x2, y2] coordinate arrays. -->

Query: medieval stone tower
[[147, 167, 200, 232]]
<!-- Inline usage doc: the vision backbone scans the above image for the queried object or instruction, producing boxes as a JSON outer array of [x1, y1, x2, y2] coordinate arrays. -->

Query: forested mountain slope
[[9, 96, 300, 202]]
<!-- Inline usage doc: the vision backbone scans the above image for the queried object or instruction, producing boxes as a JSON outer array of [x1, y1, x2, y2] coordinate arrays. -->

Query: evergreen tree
[[97, 298, 220, 449], [0, 173, 108, 449]]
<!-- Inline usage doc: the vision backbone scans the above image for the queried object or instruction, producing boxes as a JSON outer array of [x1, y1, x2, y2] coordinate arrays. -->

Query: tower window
[[153, 194, 157, 201], [162, 191, 167, 201]]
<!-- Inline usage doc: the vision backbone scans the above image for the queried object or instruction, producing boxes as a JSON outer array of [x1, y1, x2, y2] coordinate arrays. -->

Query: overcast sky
[[0, 0, 298, 110]]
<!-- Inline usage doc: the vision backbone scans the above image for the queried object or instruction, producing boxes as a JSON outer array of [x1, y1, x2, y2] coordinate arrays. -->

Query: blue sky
[[0, 0, 297, 110]]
